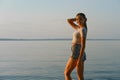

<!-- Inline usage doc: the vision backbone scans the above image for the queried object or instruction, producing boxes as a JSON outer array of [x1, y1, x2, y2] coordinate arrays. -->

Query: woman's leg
[[76, 62, 84, 80], [64, 57, 77, 80]]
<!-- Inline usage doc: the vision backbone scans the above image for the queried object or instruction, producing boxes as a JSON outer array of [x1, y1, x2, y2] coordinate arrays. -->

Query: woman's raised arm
[[67, 18, 78, 30]]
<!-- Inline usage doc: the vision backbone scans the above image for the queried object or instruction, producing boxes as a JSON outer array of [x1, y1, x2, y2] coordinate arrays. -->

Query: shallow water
[[0, 40, 120, 80]]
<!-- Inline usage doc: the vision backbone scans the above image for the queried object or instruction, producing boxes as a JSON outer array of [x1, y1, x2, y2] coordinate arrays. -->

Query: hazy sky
[[0, 0, 120, 39]]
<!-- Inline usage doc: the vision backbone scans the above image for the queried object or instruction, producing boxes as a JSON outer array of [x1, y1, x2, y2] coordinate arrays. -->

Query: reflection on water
[[0, 40, 120, 80]]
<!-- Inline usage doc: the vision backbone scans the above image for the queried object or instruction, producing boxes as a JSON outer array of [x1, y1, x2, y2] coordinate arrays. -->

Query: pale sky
[[0, 0, 120, 39]]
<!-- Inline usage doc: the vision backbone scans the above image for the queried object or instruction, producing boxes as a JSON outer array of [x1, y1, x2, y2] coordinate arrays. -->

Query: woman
[[64, 13, 87, 80]]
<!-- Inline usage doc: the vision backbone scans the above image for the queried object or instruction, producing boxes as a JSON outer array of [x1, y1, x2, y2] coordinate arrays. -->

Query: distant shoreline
[[0, 38, 120, 41]]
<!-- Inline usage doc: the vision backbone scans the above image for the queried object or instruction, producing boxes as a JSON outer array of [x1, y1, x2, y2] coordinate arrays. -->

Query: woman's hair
[[76, 13, 87, 30]]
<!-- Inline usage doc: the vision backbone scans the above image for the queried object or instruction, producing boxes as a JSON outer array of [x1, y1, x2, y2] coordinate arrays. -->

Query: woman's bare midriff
[[72, 39, 81, 45]]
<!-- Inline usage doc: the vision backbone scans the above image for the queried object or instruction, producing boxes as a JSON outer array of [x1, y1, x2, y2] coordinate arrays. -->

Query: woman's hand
[[77, 59, 82, 67], [67, 18, 76, 22]]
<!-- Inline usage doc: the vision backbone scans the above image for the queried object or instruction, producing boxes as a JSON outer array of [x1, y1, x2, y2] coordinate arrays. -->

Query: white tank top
[[72, 27, 87, 44]]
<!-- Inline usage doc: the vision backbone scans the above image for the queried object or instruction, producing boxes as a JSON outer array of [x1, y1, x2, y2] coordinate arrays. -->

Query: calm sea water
[[0, 40, 120, 80]]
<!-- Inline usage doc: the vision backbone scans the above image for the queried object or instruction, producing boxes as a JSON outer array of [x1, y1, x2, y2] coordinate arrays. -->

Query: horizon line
[[0, 38, 120, 41]]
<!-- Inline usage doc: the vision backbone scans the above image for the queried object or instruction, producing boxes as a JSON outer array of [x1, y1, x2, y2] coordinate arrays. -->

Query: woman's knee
[[64, 69, 71, 76]]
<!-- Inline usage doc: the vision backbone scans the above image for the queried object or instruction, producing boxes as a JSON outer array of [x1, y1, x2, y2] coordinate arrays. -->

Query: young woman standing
[[64, 13, 87, 80]]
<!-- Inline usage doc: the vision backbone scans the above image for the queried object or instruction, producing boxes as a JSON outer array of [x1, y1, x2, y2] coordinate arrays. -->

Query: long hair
[[76, 13, 88, 30]]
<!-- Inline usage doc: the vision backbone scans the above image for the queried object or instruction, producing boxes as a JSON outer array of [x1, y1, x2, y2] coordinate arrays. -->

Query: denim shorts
[[71, 44, 86, 61]]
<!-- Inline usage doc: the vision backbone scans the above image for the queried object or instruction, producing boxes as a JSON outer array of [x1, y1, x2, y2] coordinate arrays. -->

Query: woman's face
[[76, 15, 85, 25]]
